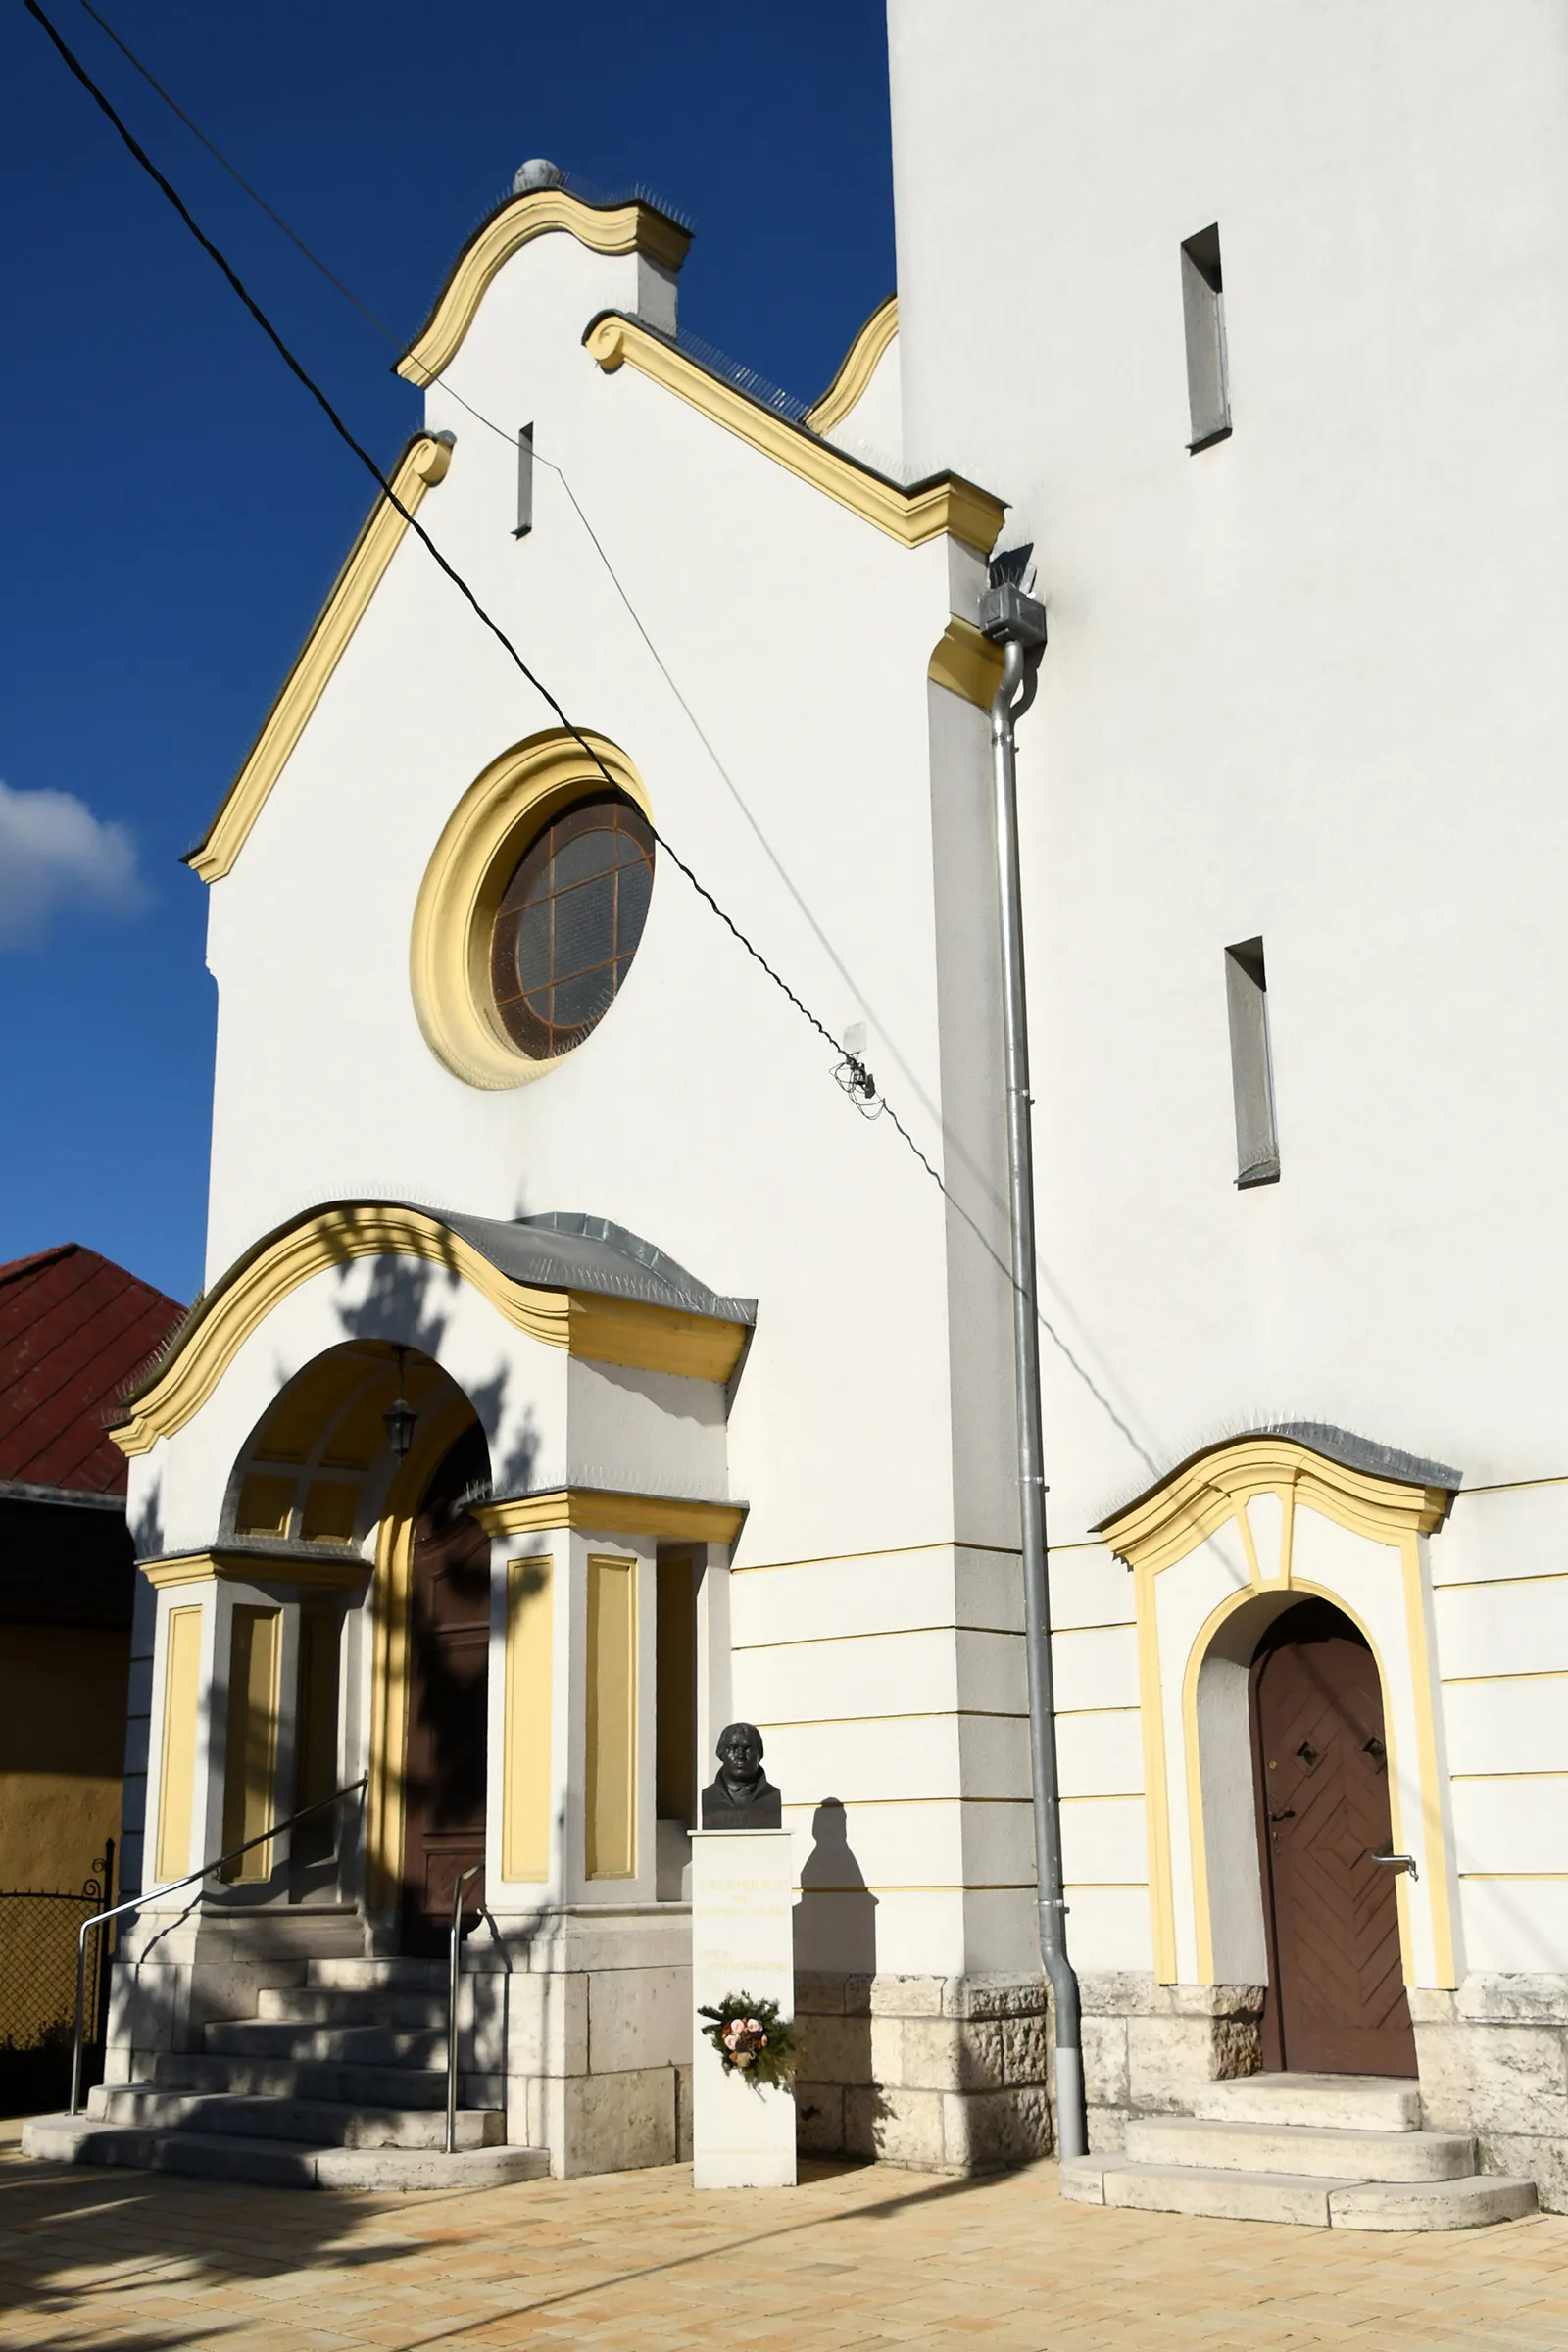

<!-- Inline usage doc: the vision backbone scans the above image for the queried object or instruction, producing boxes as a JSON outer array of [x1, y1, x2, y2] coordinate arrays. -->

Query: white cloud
[[0, 780, 149, 948]]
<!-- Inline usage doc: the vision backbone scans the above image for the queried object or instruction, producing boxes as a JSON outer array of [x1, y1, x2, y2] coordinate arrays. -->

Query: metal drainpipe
[[978, 577, 1086, 2162]]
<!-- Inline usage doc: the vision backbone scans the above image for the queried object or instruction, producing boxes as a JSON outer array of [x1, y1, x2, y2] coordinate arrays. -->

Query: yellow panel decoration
[[503, 1553, 554, 1881], [234, 1474, 296, 1538], [220, 1606, 281, 1882], [301, 1480, 360, 1545], [155, 1605, 204, 1884], [585, 1555, 637, 1880]]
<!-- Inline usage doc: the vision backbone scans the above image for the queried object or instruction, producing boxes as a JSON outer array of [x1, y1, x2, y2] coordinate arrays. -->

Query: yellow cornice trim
[[112, 1201, 748, 1456], [410, 727, 651, 1091], [141, 1548, 371, 1592], [928, 616, 1004, 710], [398, 190, 691, 386], [803, 293, 898, 434], [187, 434, 453, 885], [584, 314, 1004, 556], [473, 1488, 746, 1544], [1102, 1436, 1452, 1575], [566, 1296, 746, 1385]]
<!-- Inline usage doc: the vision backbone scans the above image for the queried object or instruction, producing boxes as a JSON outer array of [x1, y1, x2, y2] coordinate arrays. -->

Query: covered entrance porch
[[36, 1200, 751, 2184]]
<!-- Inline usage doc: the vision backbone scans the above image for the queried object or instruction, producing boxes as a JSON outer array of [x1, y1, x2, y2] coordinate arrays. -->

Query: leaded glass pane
[[551, 874, 615, 978], [490, 795, 654, 1057]]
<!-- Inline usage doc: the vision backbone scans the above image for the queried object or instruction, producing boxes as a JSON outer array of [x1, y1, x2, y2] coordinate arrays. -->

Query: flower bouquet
[[697, 1993, 801, 2091]]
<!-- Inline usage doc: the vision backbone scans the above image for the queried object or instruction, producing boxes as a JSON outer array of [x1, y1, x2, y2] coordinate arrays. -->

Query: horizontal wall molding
[[141, 1548, 370, 1592], [731, 1537, 1023, 1575], [474, 1487, 745, 1544], [1443, 1669, 1568, 1686], [1433, 1571, 1568, 1592], [798, 1882, 1035, 1895], [755, 1708, 1029, 1730], [731, 1622, 1023, 1651], [780, 1794, 1033, 1810]]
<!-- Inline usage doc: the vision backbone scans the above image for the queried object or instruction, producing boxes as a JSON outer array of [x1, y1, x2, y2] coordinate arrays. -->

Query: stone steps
[[21, 1951, 546, 2192], [23, 2113, 545, 2192], [150, 2050, 455, 2108], [257, 1987, 447, 2029], [1061, 2154, 1537, 2230], [203, 2021, 447, 2064], [1196, 2072, 1421, 2132], [308, 1958, 446, 1992], [87, 2085, 503, 2151], [1061, 2073, 1538, 2232], [1126, 2114, 1477, 2181]]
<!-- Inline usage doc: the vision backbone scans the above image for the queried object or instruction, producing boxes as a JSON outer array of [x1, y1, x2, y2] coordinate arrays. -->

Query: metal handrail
[[68, 1776, 368, 2116], [445, 1863, 481, 2156]]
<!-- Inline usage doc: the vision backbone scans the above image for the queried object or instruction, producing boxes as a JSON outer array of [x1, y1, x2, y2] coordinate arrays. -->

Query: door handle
[[1371, 1846, 1419, 1882], [1268, 1809, 1296, 1822]]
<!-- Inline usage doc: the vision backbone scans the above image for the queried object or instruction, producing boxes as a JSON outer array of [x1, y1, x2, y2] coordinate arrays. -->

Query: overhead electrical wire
[[72, 0, 402, 346], [24, 0, 865, 1081], [71, 0, 539, 458], [29, 0, 1154, 1468], [65, 0, 958, 1142]]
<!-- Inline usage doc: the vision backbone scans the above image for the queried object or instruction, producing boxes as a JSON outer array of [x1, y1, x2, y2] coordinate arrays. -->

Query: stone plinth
[[690, 1829, 796, 2189]]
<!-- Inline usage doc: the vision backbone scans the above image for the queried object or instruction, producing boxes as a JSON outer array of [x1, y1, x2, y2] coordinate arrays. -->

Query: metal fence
[[0, 1848, 115, 2110]]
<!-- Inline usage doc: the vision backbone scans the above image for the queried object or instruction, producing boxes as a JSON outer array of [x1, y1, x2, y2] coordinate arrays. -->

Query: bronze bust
[[700, 1721, 782, 1829]]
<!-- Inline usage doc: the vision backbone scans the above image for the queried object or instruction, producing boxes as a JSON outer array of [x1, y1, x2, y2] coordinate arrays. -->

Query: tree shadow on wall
[[329, 1255, 542, 1497], [332, 1251, 456, 1362], [793, 1799, 885, 2162]]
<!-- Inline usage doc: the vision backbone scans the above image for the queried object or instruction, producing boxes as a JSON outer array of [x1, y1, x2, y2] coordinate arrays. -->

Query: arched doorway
[[400, 1422, 492, 1955], [1250, 1599, 1416, 2075]]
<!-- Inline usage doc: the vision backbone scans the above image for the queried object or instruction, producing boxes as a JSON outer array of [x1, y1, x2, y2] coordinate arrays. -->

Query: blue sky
[[1, 1, 894, 1305]]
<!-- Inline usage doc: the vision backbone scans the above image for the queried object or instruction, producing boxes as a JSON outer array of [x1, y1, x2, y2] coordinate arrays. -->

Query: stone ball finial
[[514, 159, 565, 196]]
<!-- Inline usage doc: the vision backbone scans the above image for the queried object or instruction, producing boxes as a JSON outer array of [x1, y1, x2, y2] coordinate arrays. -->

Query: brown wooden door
[[1251, 1600, 1417, 2076], [400, 1425, 490, 1955]]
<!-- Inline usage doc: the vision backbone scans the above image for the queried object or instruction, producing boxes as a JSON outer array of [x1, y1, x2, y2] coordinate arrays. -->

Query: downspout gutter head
[[981, 579, 1047, 731]]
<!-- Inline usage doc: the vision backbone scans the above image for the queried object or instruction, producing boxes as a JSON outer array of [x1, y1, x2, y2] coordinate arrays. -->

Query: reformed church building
[[31, 4, 1568, 2221]]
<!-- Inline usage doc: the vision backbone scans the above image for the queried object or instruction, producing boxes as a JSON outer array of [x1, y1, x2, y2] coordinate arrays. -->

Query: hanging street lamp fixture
[[382, 1345, 417, 1463]]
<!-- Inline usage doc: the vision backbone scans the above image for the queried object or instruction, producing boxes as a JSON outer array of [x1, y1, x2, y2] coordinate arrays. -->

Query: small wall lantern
[[382, 1346, 417, 1463]]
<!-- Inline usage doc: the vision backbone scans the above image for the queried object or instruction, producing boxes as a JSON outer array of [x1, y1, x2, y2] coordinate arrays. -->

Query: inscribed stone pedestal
[[690, 1827, 797, 2189]]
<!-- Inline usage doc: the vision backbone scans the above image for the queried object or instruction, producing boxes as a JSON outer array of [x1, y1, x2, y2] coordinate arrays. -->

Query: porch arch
[[1096, 1428, 1461, 1996]]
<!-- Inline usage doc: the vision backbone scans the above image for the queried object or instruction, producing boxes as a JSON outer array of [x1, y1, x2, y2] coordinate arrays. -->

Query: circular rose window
[[490, 793, 655, 1058]]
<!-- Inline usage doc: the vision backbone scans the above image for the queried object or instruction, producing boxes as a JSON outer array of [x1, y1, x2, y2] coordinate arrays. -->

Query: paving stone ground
[[4, 2125, 1568, 2352]]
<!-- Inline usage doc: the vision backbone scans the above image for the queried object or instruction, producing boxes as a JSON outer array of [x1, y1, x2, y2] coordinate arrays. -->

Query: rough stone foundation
[[795, 1971, 1055, 2172], [1079, 1975, 1265, 2150], [1413, 1978, 1568, 2214]]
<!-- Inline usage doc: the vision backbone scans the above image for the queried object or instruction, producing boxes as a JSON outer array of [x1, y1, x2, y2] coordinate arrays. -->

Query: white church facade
[[38, 2, 1568, 2220]]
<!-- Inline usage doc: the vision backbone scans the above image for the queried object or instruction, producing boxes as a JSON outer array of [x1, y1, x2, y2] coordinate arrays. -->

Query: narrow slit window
[[1225, 937, 1279, 1186], [514, 422, 534, 538], [1182, 224, 1231, 451]]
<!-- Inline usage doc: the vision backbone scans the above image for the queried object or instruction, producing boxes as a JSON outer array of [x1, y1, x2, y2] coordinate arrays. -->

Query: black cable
[[27, 0, 1155, 1464], [63, 0, 599, 460], [24, 0, 858, 1081], [68, 0, 940, 1103], [73, 0, 402, 346]]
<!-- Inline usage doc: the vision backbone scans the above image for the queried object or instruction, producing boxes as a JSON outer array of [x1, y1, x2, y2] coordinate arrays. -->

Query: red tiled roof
[[0, 1245, 184, 1496]]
